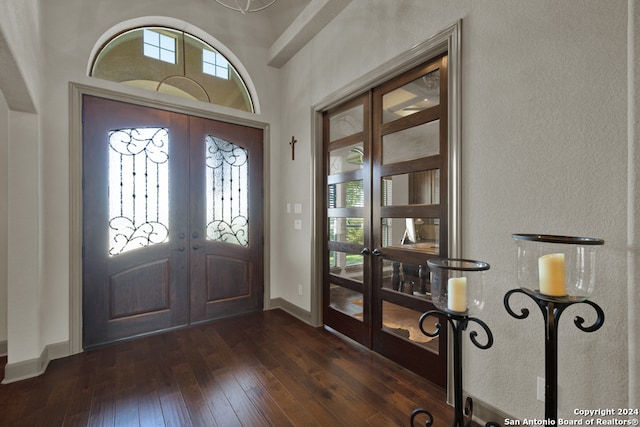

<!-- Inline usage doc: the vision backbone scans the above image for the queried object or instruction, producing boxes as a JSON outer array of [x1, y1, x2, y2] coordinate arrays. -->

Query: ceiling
[[255, 0, 353, 68]]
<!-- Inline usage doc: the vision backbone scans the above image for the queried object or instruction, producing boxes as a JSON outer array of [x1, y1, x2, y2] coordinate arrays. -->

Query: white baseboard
[[468, 392, 513, 426], [268, 297, 313, 325], [1, 341, 69, 384]]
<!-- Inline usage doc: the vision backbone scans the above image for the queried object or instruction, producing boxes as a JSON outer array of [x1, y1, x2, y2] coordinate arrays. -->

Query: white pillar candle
[[447, 277, 467, 312], [538, 253, 567, 296]]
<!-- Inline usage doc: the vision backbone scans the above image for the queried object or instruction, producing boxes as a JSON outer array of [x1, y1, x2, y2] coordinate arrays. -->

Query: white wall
[[0, 0, 41, 365], [275, 0, 632, 419], [0, 88, 7, 350]]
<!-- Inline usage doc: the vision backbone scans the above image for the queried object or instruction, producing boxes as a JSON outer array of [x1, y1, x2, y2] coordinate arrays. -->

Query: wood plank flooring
[[0, 309, 454, 427]]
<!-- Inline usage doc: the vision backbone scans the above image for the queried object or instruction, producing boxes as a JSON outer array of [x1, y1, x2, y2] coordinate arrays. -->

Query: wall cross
[[289, 136, 297, 160]]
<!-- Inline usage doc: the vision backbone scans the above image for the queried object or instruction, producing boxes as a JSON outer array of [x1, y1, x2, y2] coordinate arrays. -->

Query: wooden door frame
[[310, 21, 462, 394], [69, 82, 271, 355]]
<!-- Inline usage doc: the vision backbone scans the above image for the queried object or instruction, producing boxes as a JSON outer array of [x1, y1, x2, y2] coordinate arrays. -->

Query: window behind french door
[[323, 54, 449, 386]]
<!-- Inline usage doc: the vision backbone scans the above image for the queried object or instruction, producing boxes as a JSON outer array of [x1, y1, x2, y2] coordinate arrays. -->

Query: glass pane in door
[[329, 142, 364, 175], [205, 135, 249, 246], [329, 104, 364, 141], [329, 251, 364, 282], [381, 68, 440, 123], [108, 127, 170, 256], [382, 170, 440, 206], [329, 180, 364, 208], [329, 283, 364, 321], [382, 301, 439, 354], [329, 217, 364, 245], [382, 120, 439, 164], [380, 258, 432, 297], [380, 217, 440, 249]]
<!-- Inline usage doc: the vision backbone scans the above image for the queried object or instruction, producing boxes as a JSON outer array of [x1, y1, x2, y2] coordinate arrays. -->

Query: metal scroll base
[[503, 288, 605, 423], [410, 309, 494, 427]]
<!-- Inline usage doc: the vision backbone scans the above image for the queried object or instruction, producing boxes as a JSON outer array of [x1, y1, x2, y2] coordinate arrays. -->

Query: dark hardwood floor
[[0, 309, 453, 427]]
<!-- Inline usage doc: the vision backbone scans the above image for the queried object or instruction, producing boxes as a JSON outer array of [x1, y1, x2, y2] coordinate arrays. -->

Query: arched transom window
[[91, 27, 254, 112]]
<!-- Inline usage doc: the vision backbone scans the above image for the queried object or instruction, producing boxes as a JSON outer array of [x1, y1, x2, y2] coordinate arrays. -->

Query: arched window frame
[[86, 17, 261, 114]]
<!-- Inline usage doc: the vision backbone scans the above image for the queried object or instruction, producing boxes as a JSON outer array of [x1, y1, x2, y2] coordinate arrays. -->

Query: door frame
[[311, 21, 461, 391], [69, 82, 271, 354]]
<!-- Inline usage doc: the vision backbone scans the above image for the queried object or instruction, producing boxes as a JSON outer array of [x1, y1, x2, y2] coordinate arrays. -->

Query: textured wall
[[0, 88, 7, 347], [275, 0, 631, 418]]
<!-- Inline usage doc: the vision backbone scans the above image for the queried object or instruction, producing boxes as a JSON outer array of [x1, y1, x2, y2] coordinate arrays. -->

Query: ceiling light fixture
[[215, 0, 277, 13]]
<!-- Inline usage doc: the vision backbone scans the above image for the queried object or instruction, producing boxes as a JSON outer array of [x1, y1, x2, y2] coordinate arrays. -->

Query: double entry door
[[323, 55, 448, 386], [82, 95, 263, 349]]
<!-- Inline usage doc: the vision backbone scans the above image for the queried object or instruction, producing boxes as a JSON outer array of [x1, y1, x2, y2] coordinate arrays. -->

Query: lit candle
[[447, 277, 467, 312], [538, 253, 567, 296]]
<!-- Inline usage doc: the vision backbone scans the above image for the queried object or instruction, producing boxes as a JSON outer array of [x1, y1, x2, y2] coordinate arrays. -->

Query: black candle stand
[[410, 308, 494, 427], [504, 288, 605, 423]]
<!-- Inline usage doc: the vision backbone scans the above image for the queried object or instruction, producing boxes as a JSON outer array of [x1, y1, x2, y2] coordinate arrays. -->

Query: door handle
[[192, 245, 200, 250], [372, 248, 382, 256], [173, 247, 185, 252], [360, 248, 370, 255]]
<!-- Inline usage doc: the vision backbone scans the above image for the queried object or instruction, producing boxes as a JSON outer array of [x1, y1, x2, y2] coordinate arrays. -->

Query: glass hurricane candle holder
[[512, 234, 604, 300], [427, 258, 490, 315]]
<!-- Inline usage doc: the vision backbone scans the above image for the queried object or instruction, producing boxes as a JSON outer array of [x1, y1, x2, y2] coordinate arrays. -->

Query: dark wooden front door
[[82, 95, 263, 348]]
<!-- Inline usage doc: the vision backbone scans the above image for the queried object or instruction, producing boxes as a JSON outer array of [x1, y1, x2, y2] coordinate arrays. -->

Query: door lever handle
[[372, 248, 382, 256], [172, 247, 185, 252], [360, 248, 370, 255], [192, 245, 200, 250]]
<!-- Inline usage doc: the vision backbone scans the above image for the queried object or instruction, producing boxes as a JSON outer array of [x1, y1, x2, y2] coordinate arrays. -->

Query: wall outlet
[[294, 219, 302, 230], [537, 376, 545, 402], [297, 284, 303, 296]]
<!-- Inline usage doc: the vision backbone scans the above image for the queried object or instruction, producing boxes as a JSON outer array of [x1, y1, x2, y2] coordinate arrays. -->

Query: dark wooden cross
[[289, 136, 297, 160]]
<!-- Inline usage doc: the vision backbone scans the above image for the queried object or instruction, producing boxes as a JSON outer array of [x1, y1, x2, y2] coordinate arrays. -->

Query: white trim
[[69, 80, 271, 355], [1, 341, 68, 384], [86, 17, 261, 114], [309, 19, 462, 392], [466, 393, 514, 425], [269, 298, 313, 325]]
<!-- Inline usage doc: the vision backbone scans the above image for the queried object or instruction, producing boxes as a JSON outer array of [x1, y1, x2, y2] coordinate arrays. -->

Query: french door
[[323, 55, 448, 386], [82, 95, 263, 348]]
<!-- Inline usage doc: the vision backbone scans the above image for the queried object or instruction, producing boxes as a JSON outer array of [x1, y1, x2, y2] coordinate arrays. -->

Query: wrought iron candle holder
[[411, 258, 493, 427], [505, 234, 605, 423]]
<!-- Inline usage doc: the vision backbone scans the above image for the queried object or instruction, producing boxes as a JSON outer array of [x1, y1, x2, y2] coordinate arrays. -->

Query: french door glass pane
[[329, 142, 364, 175], [205, 135, 249, 246], [382, 301, 439, 353], [381, 68, 440, 124], [329, 217, 364, 245], [380, 217, 439, 248], [380, 258, 432, 297], [382, 120, 439, 165], [329, 180, 364, 208], [329, 283, 364, 321], [329, 251, 364, 283], [329, 105, 364, 141], [382, 170, 440, 206], [108, 127, 169, 256]]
